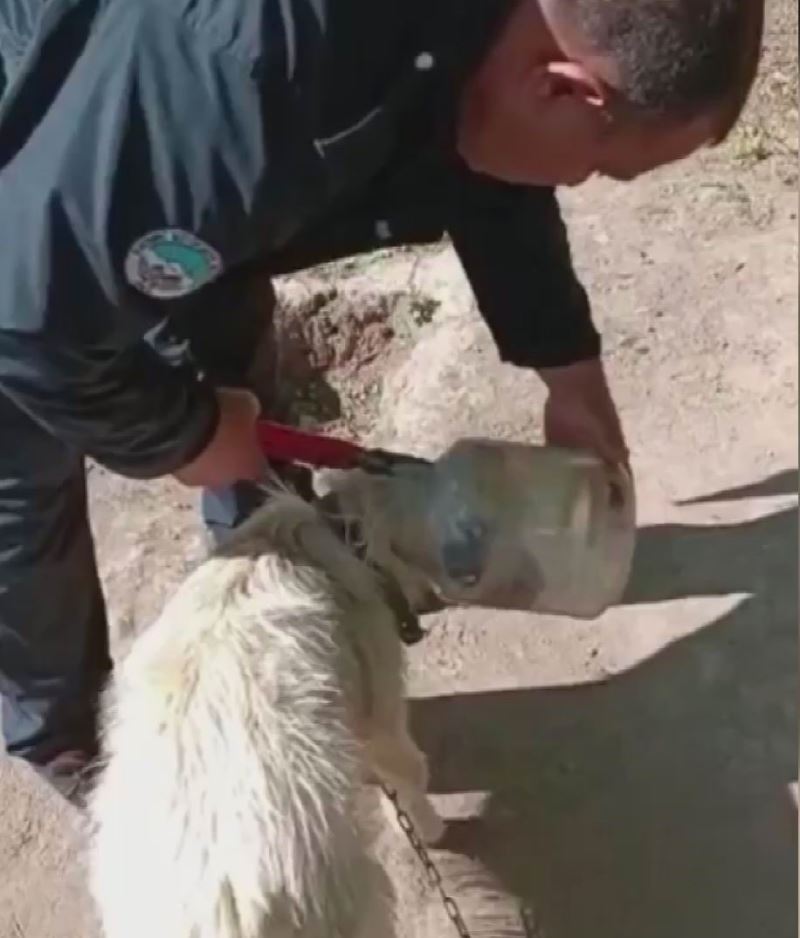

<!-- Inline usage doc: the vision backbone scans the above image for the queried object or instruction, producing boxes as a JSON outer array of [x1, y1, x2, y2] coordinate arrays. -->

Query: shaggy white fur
[[88, 488, 443, 938]]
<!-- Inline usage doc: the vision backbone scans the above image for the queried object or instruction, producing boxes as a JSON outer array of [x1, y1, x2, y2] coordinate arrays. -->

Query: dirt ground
[[1, 4, 797, 936]]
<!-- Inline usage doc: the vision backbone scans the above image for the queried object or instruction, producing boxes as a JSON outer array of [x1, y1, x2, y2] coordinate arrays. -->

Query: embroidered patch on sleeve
[[124, 229, 223, 299]]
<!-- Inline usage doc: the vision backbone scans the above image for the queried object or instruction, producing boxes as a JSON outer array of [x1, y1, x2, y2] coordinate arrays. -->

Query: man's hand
[[174, 387, 265, 487], [538, 359, 629, 466]]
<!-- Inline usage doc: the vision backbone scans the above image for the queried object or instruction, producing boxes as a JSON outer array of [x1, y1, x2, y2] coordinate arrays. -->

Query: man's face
[[456, 3, 723, 187]]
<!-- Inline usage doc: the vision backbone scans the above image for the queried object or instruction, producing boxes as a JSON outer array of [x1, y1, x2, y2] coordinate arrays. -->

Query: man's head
[[458, 0, 764, 186]]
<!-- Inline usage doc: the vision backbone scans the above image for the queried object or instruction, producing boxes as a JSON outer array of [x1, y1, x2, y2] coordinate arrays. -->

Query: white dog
[[88, 480, 445, 938]]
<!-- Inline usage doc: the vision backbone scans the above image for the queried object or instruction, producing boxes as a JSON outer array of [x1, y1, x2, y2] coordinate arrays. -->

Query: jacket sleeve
[[446, 165, 601, 370], [0, 0, 313, 478]]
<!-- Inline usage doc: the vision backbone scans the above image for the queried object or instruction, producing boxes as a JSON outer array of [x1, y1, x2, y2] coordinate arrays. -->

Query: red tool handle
[[255, 420, 366, 470]]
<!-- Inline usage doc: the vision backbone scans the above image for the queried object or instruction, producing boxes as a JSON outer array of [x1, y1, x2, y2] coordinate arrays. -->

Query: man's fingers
[[218, 386, 261, 419], [544, 394, 629, 466], [174, 387, 266, 487]]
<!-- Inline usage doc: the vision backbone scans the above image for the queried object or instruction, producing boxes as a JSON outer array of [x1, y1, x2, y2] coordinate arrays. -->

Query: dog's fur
[[88, 483, 444, 938]]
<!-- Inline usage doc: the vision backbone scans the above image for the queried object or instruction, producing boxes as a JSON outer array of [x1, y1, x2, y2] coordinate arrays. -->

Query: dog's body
[[88, 490, 443, 938]]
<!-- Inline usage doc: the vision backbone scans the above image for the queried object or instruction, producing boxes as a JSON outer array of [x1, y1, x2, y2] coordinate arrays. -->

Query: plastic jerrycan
[[386, 439, 636, 619]]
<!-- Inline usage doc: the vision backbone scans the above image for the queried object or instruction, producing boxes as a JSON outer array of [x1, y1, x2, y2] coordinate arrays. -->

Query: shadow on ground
[[412, 475, 798, 938], [674, 468, 798, 506]]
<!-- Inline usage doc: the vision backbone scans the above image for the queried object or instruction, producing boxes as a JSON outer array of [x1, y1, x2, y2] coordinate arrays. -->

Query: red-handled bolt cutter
[[255, 420, 430, 475]]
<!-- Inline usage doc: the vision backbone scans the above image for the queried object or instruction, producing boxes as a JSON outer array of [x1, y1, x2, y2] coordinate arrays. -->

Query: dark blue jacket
[[0, 0, 599, 477]]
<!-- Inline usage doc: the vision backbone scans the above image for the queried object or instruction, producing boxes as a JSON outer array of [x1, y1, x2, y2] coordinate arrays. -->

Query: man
[[0, 0, 762, 798]]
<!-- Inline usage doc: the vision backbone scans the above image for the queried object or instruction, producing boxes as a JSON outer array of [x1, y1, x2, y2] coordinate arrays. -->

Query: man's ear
[[532, 60, 608, 107]]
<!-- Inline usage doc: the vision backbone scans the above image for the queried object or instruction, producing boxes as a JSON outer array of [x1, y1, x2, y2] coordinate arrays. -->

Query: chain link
[[381, 784, 544, 938], [381, 784, 473, 938]]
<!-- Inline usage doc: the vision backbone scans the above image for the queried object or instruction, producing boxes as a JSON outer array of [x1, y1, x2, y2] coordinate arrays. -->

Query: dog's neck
[[317, 491, 437, 645], [318, 465, 449, 606]]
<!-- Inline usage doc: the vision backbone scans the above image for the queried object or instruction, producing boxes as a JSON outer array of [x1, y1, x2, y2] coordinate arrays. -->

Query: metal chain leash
[[381, 784, 473, 938], [380, 785, 541, 938]]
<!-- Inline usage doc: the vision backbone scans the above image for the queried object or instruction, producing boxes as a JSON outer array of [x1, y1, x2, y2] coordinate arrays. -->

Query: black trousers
[[0, 270, 280, 762]]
